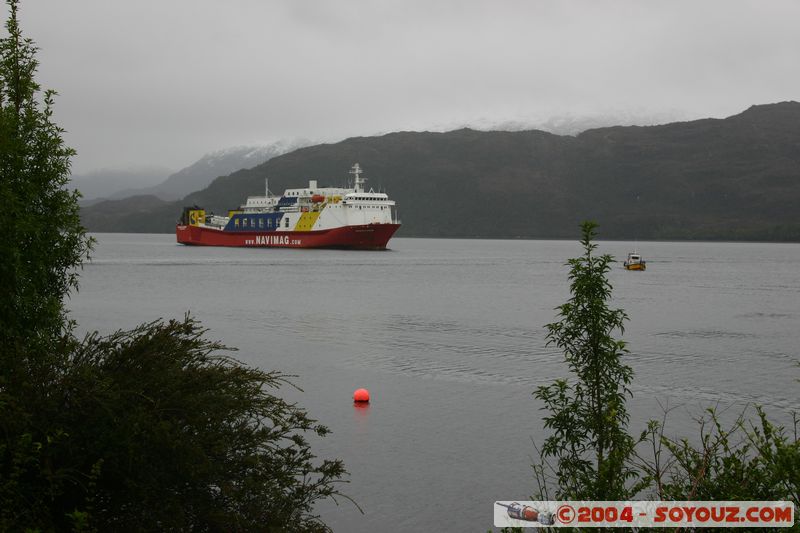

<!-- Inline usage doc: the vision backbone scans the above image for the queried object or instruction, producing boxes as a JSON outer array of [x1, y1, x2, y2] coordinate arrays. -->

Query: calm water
[[70, 234, 800, 532]]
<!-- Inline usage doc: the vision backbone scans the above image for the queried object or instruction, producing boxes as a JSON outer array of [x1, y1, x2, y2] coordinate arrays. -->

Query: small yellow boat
[[623, 252, 646, 271]]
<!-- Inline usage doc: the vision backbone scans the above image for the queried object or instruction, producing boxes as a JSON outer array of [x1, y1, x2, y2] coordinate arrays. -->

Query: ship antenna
[[350, 163, 366, 193]]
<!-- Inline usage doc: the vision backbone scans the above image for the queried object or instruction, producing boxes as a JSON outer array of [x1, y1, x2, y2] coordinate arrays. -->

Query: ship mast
[[350, 163, 366, 193]]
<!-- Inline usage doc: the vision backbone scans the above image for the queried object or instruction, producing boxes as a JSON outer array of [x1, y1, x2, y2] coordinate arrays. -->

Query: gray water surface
[[70, 234, 800, 532]]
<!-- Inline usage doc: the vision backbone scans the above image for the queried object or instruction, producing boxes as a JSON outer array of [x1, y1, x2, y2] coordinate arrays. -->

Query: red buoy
[[353, 388, 370, 403]]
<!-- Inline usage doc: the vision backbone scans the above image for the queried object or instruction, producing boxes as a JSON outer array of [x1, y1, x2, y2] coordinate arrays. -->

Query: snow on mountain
[[77, 138, 312, 203], [439, 109, 691, 137]]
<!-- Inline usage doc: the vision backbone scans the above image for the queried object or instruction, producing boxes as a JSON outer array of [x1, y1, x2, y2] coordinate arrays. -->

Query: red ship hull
[[176, 223, 401, 250]]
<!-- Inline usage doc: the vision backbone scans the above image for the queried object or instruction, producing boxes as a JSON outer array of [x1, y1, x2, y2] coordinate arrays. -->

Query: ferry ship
[[176, 164, 401, 249]]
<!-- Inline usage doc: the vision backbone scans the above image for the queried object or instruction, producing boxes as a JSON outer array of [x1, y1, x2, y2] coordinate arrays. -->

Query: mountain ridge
[[81, 102, 800, 241]]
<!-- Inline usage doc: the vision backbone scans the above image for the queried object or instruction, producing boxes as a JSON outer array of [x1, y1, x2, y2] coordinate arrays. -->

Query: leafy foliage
[[3, 318, 348, 531], [638, 407, 800, 504], [59, 317, 346, 532], [1, 1, 92, 526], [0, 0, 91, 351], [533, 221, 638, 500], [0, 3, 347, 530]]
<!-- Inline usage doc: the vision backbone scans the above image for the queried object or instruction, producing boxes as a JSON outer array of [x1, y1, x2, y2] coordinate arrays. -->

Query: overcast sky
[[6, 0, 800, 174]]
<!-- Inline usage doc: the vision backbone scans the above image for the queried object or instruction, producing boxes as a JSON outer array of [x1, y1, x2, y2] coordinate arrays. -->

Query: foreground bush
[[71, 317, 346, 531], [3, 317, 347, 532], [641, 407, 800, 504]]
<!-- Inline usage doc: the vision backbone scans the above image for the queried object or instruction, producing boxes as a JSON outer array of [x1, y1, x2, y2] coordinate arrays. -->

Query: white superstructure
[[201, 163, 399, 232]]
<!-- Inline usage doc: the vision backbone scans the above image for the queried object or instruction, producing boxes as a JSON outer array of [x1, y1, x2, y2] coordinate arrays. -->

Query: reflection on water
[[71, 234, 800, 532], [353, 402, 371, 418]]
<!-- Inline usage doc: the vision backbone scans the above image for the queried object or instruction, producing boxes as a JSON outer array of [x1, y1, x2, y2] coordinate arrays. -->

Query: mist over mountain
[[138, 140, 312, 201], [70, 167, 171, 202], [81, 102, 800, 242], [74, 139, 311, 204], [452, 109, 690, 136]]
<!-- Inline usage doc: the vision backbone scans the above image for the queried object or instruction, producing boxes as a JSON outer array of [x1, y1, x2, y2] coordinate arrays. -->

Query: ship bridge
[[343, 192, 392, 202]]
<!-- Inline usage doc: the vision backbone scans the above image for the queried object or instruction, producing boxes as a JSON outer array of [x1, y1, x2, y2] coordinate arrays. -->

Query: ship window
[[259, 219, 264, 228], [284, 218, 289, 228], [243, 218, 248, 226], [235, 219, 239, 227]]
